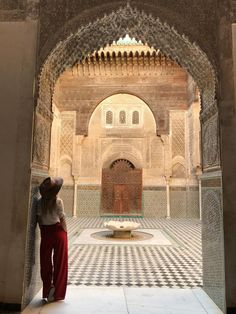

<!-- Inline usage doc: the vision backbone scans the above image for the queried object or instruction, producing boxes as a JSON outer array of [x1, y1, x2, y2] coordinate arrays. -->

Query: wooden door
[[101, 159, 142, 216], [114, 184, 129, 214]]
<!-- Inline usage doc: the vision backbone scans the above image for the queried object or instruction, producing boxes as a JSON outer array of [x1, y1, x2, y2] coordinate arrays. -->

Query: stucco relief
[[33, 115, 50, 167], [38, 3, 217, 119], [202, 188, 222, 242], [202, 113, 220, 170]]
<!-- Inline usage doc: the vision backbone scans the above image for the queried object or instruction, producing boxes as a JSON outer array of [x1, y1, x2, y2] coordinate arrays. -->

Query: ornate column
[[73, 177, 79, 217], [165, 176, 171, 219], [195, 165, 202, 220]]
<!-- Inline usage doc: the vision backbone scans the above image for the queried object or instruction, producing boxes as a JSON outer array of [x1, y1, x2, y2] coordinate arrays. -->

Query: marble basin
[[104, 220, 141, 238]]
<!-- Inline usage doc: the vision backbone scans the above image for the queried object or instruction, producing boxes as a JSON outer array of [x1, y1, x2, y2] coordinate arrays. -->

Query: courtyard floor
[[67, 217, 202, 288], [23, 286, 223, 314], [23, 217, 224, 313]]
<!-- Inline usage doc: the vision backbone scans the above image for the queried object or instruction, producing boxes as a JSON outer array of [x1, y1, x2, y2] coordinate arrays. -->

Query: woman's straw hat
[[39, 177, 63, 199]]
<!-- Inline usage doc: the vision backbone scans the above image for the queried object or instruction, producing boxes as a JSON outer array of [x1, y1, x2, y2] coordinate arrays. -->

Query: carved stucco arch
[[38, 4, 216, 115], [34, 3, 220, 171], [102, 147, 143, 169]]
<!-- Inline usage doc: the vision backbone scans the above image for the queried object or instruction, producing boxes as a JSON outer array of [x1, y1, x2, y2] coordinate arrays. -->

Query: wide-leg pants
[[40, 222, 68, 300]]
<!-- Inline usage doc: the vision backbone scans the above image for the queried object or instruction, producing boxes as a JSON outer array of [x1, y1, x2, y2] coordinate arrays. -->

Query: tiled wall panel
[[170, 189, 187, 218], [201, 174, 225, 311], [77, 188, 101, 217], [143, 190, 167, 217]]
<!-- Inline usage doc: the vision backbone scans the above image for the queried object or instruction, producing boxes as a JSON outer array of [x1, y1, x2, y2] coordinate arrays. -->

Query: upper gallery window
[[103, 107, 142, 127], [106, 110, 113, 124], [119, 110, 126, 124], [132, 111, 140, 124]]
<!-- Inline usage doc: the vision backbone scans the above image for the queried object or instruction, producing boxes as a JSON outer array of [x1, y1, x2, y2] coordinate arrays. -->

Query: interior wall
[[0, 20, 38, 308], [51, 92, 200, 219], [1, 1, 235, 313]]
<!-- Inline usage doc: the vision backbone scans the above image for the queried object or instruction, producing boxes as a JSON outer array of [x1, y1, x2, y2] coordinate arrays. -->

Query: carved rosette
[[202, 113, 220, 170], [33, 113, 51, 169]]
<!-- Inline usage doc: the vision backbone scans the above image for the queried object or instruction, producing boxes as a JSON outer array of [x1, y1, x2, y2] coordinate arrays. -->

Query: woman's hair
[[39, 177, 63, 214], [41, 196, 57, 214]]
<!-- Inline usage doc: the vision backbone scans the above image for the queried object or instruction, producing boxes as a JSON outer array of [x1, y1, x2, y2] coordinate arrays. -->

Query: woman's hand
[[60, 216, 67, 233]]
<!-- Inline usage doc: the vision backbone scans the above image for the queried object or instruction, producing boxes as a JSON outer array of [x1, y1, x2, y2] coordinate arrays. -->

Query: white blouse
[[37, 197, 65, 225]]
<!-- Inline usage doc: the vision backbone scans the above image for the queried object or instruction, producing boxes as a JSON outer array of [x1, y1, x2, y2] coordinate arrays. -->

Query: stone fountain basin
[[104, 220, 141, 238]]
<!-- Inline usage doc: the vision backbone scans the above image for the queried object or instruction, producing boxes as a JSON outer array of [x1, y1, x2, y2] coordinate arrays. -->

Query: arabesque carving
[[36, 3, 220, 171], [33, 114, 50, 167], [202, 113, 220, 170], [202, 189, 222, 241], [38, 3, 217, 116]]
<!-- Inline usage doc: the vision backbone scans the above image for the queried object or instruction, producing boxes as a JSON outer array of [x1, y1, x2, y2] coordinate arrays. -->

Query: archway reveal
[[30, 3, 224, 311]]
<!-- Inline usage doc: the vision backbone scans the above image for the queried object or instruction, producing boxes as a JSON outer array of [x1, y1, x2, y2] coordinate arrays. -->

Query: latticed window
[[132, 111, 139, 124], [119, 110, 126, 124], [106, 110, 113, 124]]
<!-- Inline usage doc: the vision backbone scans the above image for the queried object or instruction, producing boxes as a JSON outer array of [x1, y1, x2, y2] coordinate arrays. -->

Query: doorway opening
[[101, 158, 142, 216], [26, 4, 223, 313]]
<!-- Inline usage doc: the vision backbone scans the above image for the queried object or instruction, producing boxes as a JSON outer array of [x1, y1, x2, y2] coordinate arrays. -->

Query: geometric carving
[[33, 114, 50, 167], [171, 112, 185, 158], [111, 159, 135, 170], [38, 3, 217, 127], [202, 189, 222, 242], [60, 114, 75, 158], [202, 113, 220, 170], [37, 4, 220, 178]]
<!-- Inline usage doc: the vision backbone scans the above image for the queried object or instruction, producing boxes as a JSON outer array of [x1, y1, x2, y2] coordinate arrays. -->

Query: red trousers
[[40, 222, 68, 300]]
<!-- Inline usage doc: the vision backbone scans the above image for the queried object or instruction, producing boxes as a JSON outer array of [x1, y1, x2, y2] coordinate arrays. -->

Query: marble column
[[73, 177, 79, 217], [165, 176, 171, 219]]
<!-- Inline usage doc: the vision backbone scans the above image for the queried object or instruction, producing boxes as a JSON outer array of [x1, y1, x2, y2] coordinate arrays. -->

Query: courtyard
[[67, 217, 202, 289], [22, 217, 224, 313]]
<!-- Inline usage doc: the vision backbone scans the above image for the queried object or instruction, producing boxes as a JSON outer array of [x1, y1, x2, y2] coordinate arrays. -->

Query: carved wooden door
[[101, 159, 142, 216], [114, 184, 129, 214]]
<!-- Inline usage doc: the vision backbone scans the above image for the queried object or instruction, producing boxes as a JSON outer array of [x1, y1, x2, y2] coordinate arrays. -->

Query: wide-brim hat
[[39, 177, 63, 199]]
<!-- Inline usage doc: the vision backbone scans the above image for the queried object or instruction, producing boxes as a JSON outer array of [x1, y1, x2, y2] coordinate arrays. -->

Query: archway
[[27, 3, 223, 312]]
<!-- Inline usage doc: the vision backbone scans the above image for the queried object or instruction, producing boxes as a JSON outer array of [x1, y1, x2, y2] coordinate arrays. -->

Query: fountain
[[104, 220, 141, 238]]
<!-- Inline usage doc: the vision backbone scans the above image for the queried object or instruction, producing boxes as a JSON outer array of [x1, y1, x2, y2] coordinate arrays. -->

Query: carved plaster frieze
[[202, 113, 220, 170], [36, 3, 220, 173], [37, 3, 217, 120]]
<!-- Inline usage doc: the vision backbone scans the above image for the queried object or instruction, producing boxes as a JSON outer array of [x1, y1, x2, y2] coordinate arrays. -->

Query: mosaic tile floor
[[67, 217, 202, 289]]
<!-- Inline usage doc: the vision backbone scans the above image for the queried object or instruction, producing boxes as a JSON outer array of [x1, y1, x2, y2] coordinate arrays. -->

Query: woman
[[36, 176, 68, 302]]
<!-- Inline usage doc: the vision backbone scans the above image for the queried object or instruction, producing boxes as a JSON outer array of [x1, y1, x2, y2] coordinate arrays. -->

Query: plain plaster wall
[[0, 20, 38, 305]]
